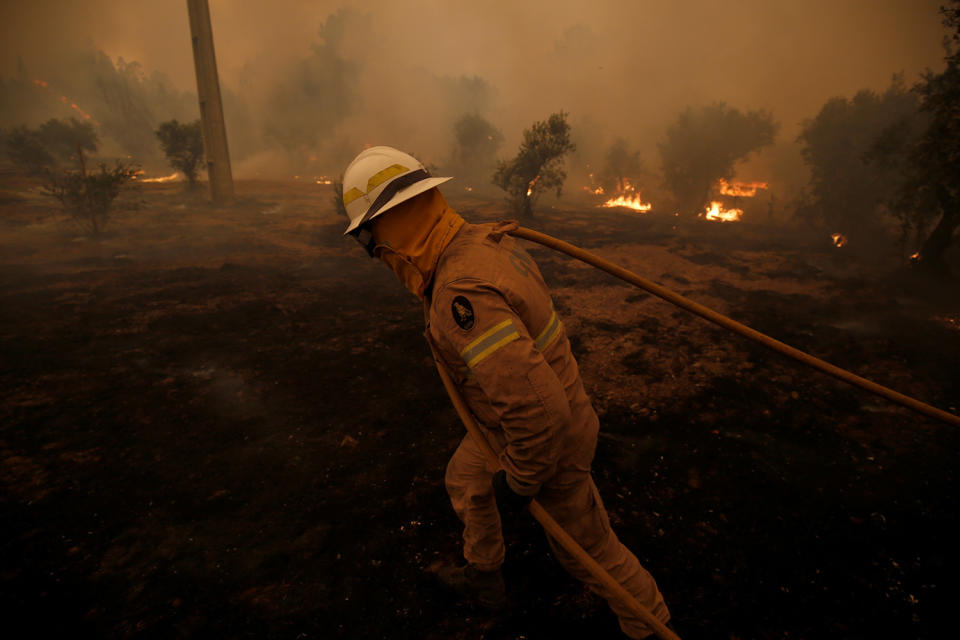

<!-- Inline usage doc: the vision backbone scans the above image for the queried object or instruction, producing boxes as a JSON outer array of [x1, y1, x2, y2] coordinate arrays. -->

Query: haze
[[0, 0, 947, 191]]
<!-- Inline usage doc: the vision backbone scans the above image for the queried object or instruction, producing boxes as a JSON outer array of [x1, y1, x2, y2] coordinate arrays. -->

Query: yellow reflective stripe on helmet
[[343, 186, 366, 205], [367, 164, 410, 192], [460, 318, 519, 369], [534, 310, 562, 351]]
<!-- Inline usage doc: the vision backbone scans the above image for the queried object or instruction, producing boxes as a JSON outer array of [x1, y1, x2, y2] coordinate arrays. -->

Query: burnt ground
[[1, 176, 958, 639]]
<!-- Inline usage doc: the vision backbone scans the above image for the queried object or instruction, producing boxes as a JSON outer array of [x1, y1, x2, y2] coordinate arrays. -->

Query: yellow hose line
[[509, 226, 960, 429], [428, 344, 680, 640]]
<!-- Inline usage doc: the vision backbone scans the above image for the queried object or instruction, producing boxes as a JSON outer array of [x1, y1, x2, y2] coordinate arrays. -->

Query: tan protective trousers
[[445, 431, 670, 639]]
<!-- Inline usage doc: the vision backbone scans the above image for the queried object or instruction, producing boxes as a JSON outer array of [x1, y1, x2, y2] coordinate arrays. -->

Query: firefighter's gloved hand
[[492, 469, 535, 516]]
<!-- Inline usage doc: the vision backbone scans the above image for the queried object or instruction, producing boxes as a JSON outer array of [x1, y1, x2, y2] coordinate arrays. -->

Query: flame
[[831, 233, 847, 248], [599, 178, 652, 211], [464, 186, 473, 192], [602, 193, 652, 212], [33, 78, 99, 125], [582, 172, 605, 195], [717, 178, 768, 197], [703, 201, 742, 222], [910, 252, 921, 262], [139, 172, 180, 183], [935, 315, 960, 331], [526, 174, 540, 197], [315, 176, 333, 185]]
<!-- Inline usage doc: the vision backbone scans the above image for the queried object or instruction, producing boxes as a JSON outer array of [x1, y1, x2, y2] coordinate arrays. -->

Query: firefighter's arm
[[432, 279, 572, 494]]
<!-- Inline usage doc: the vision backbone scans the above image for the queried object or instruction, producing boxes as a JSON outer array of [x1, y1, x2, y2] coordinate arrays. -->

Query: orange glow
[[34, 78, 98, 124], [602, 193, 652, 212], [600, 178, 652, 212], [583, 185, 605, 195], [704, 201, 742, 222], [717, 178, 768, 197], [910, 252, 921, 262], [526, 174, 540, 197], [831, 233, 847, 248], [315, 176, 333, 185], [139, 172, 180, 183]]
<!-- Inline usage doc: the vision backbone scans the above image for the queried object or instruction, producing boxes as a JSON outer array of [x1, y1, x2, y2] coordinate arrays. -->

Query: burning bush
[[659, 102, 777, 216], [600, 137, 644, 194], [45, 157, 139, 236], [493, 111, 575, 217], [155, 119, 204, 190]]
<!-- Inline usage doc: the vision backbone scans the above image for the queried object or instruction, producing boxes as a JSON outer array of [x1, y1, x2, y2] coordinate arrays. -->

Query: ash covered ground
[[1, 178, 958, 639]]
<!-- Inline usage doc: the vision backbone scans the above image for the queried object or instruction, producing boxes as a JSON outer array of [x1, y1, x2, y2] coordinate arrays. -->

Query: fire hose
[[427, 224, 959, 640], [508, 225, 960, 429], [429, 343, 681, 640]]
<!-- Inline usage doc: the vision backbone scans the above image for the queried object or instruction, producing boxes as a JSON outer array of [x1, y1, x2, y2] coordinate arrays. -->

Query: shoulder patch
[[451, 295, 475, 331]]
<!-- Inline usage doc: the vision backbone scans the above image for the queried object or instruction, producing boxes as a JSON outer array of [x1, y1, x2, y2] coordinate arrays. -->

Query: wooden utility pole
[[186, 0, 233, 204]]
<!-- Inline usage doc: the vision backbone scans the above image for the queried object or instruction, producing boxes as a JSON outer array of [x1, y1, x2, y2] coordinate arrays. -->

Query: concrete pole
[[186, 0, 233, 204]]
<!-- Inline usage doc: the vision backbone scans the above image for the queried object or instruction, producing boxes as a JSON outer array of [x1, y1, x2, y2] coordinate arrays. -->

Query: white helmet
[[342, 146, 452, 238]]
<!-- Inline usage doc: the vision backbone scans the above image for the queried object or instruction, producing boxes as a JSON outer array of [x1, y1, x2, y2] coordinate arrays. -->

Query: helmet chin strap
[[352, 226, 377, 258]]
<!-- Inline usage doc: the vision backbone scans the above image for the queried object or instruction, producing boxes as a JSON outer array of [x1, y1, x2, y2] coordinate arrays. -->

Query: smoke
[[0, 0, 947, 190]]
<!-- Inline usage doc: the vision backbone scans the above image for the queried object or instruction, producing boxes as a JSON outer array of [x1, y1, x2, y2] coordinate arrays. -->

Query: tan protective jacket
[[425, 222, 600, 495]]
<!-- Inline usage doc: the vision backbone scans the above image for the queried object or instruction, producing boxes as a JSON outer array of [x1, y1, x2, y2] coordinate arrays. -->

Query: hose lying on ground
[[508, 226, 960, 429]]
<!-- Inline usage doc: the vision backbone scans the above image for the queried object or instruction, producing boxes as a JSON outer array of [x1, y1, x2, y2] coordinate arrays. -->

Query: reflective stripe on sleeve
[[534, 310, 562, 351], [460, 318, 520, 369]]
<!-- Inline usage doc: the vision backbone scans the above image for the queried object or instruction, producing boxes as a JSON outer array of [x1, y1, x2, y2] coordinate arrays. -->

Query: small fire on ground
[[599, 179, 652, 212], [136, 171, 181, 183], [831, 233, 847, 248], [718, 178, 768, 197], [702, 201, 742, 222]]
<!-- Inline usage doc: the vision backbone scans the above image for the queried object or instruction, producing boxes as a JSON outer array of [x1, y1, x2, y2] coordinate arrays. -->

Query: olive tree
[[493, 111, 575, 217]]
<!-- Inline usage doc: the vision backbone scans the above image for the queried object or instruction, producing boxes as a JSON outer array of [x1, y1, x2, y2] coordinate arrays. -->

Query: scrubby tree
[[797, 77, 920, 236], [493, 111, 575, 217], [1, 118, 99, 174], [38, 118, 98, 162], [263, 9, 366, 164], [155, 119, 204, 189], [1, 125, 54, 174], [879, 2, 960, 273], [46, 159, 139, 236], [452, 113, 503, 186], [600, 137, 643, 193], [659, 103, 777, 215]]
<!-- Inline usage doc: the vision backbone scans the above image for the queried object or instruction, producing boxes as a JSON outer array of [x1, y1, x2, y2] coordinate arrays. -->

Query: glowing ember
[[315, 176, 333, 185], [526, 174, 540, 197], [935, 315, 960, 331], [33, 78, 98, 124], [910, 252, 921, 262], [583, 185, 605, 195], [139, 172, 180, 183], [717, 178, 768, 197], [704, 201, 742, 222], [831, 233, 847, 248], [464, 186, 473, 192], [602, 193, 652, 212]]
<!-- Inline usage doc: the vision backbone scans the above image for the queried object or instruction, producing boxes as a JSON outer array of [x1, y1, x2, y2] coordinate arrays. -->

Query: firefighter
[[342, 146, 671, 638]]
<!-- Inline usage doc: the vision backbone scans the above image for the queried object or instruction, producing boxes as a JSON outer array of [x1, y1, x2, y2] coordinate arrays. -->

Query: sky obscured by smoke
[[0, 0, 948, 190]]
